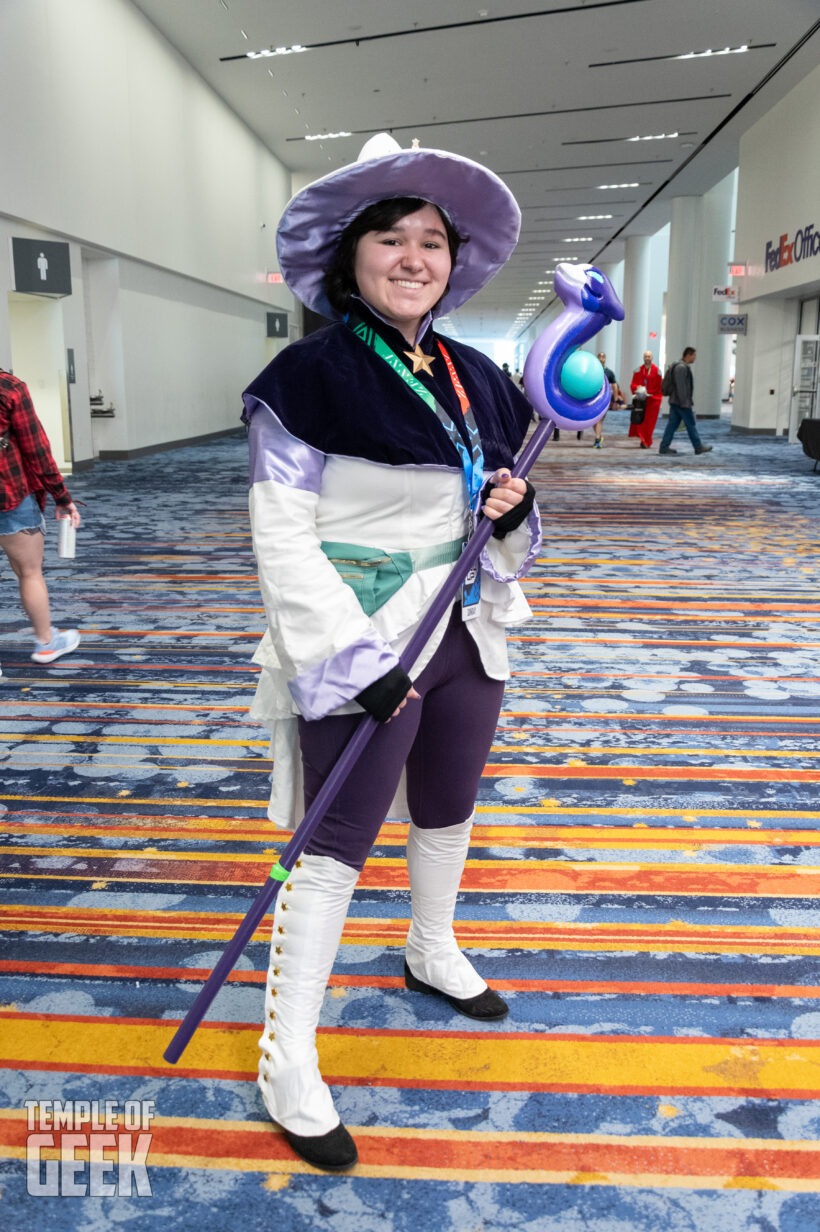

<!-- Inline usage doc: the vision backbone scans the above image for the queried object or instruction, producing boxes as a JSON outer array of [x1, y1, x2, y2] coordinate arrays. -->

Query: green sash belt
[[321, 537, 466, 616]]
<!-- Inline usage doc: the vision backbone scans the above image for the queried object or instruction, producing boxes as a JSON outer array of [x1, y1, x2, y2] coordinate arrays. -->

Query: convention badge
[[461, 563, 481, 618], [461, 508, 481, 619]]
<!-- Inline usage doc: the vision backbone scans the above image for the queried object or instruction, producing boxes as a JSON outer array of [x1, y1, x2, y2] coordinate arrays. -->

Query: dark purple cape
[[243, 306, 532, 474]]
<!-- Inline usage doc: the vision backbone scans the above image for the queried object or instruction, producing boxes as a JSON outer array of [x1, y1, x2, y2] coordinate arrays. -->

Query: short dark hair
[[322, 197, 467, 316], [683, 346, 696, 359]]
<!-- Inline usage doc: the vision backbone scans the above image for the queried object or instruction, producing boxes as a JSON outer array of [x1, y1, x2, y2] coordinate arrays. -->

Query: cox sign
[[765, 222, 820, 272], [718, 314, 747, 335]]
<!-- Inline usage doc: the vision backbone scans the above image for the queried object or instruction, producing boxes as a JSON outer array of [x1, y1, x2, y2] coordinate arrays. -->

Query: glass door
[[790, 335, 820, 443]]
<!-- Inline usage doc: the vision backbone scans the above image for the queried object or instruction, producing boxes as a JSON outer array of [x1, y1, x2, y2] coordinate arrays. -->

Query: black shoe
[[658, 448, 678, 455], [282, 1121, 358, 1171], [639, 443, 648, 449], [404, 960, 509, 1020], [694, 445, 713, 454]]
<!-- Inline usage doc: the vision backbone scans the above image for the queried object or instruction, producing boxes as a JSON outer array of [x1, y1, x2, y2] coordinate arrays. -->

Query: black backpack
[[661, 363, 677, 397]]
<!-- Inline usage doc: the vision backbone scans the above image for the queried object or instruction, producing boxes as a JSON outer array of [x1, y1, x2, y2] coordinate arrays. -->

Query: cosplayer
[[242, 134, 540, 1171], [629, 350, 663, 449]]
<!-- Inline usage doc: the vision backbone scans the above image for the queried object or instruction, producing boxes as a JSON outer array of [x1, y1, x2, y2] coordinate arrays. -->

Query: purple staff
[[163, 261, 624, 1064]]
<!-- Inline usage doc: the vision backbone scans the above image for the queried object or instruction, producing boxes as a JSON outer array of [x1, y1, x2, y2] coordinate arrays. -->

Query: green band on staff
[[269, 862, 290, 882]]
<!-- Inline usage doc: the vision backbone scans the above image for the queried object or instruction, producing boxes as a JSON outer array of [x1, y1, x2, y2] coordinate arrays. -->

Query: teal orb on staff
[[559, 349, 605, 402]]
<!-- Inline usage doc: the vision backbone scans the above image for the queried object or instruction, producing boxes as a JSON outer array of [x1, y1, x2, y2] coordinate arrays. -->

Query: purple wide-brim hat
[[276, 133, 521, 319]]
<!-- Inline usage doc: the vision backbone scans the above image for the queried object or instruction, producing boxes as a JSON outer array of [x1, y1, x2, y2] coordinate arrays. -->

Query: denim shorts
[[0, 493, 45, 536]]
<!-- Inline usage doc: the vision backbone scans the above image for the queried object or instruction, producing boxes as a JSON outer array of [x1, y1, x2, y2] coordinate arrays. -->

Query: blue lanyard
[[346, 315, 485, 512]]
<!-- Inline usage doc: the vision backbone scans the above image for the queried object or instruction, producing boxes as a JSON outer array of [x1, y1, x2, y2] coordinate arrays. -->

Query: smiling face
[[352, 203, 452, 343]]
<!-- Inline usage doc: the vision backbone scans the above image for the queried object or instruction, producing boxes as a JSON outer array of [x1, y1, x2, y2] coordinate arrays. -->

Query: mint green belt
[[320, 536, 466, 616]]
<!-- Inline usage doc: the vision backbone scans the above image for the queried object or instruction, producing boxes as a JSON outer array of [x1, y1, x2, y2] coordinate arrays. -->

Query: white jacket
[[246, 400, 541, 826]]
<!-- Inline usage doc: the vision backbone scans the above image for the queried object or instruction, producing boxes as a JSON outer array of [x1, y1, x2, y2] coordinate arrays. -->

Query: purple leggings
[[298, 605, 505, 871]]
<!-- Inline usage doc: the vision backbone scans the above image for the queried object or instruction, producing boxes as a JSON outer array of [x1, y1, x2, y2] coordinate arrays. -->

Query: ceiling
[[129, 0, 820, 339]]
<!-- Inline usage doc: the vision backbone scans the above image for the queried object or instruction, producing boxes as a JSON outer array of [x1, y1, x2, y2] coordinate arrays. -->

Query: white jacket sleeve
[[247, 400, 400, 720]]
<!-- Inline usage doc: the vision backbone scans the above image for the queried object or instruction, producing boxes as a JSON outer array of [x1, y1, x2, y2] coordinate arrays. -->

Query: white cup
[[58, 518, 76, 559]]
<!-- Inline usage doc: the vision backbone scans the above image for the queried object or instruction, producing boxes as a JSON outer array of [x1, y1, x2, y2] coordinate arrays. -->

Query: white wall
[[732, 61, 820, 432], [0, 0, 296, 461], [117, 261, 267, 453]]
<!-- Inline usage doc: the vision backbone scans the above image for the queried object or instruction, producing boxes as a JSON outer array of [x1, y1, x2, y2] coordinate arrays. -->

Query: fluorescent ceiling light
[[304, 131, 352, 141], [563, 237, 593, 243], [627, 132, 679, 142], [676, 44, 748, 60], [597, 183, 639, 190], [577, 215, 612, 220], [247, 44, 308, 59]]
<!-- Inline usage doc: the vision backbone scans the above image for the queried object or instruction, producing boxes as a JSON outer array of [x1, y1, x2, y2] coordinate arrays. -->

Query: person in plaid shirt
[[0, 368, 81, 664]]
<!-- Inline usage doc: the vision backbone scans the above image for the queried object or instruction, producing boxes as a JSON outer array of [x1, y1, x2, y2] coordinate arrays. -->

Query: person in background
[[592, 352, 624, 448], [658, 347, 713, 456], [0, 369, 82, 665], [629, 349, 663, 449], [243, 133, 540, 1171]]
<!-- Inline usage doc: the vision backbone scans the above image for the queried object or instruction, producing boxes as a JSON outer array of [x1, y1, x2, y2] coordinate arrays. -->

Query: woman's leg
[[257, 851, 360, 1168], [258, 623, 446, 1167], [403, 617, 507, 1012], [0, 530, 52, 641]]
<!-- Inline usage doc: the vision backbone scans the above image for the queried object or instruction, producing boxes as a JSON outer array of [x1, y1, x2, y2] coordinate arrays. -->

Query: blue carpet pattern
[[1, 411, 819, 1230]]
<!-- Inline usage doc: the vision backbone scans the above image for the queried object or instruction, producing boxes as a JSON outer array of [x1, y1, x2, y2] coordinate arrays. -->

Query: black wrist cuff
[[355, 665, 413, 723], [485, 479, 536, 539]]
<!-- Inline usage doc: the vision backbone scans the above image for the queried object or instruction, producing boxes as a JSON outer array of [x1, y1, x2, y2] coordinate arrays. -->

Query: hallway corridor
[[1, 417, 819, 1230]]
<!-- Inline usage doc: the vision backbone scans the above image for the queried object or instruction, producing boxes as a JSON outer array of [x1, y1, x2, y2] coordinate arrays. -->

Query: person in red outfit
[[629, 350, 663, 449]]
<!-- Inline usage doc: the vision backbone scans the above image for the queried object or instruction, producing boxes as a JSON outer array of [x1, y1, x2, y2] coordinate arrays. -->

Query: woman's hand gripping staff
[[163, 262, 624, 1065]]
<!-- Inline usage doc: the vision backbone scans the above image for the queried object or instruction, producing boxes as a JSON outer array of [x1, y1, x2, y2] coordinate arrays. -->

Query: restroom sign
[[11, 238, 72, 297], [712, 285, 739, 302], [266, 310, 289, 338], [718, 314, 747, 335]]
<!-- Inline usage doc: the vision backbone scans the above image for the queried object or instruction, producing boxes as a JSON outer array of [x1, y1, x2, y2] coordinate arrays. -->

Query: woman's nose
[[400, 246, 423, 268]]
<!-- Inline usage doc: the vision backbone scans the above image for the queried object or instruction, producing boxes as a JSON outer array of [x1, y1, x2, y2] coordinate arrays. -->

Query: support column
[[619, 236, 651, 388], [591, 259, 624, 380], [666, 173, 736, 419]]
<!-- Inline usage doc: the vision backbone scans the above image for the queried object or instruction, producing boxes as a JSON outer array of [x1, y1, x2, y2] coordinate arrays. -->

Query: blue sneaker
[[31, 629, 81, 664]]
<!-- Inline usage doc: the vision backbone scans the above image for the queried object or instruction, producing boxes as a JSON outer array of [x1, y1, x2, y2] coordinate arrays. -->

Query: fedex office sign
[[765, 222, 820, 272]]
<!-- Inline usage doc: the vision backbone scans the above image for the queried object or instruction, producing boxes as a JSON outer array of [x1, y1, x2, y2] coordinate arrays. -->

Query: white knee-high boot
[[405, 816, 507, 1018], [257, 852, 359, 1160]]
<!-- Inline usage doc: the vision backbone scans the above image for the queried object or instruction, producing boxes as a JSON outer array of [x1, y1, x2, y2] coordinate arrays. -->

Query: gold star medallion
[[403, 343, 436, 376]]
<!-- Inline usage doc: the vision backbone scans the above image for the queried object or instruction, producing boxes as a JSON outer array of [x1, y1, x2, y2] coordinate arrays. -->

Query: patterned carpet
[[1, 409, 819, 1230]]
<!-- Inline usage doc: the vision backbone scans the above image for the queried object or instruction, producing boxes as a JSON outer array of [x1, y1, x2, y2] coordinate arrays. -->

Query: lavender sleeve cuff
[[288, 628, 401, 721], [480, 504, 542, 582]]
